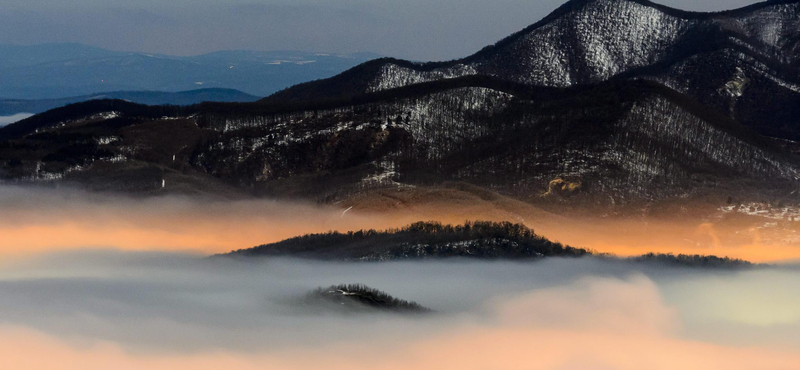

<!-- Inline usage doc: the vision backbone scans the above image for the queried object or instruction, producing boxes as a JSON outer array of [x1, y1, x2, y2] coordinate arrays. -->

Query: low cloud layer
[[0, 252, 798, 369], [0, 185, 412, 258], [1, 185, 799, 263], [0, 113, 34, 126]]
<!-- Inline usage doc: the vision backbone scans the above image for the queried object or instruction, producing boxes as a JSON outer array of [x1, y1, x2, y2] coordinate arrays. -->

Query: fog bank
[[0, 252, 798, 369], [0, 113, 33, 126]]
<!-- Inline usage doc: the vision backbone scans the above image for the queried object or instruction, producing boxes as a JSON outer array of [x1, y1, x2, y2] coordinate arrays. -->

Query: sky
[[0, 0, 761, 61]]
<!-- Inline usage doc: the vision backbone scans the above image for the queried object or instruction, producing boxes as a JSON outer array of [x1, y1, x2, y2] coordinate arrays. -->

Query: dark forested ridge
[[222, 221, 759, 268], [632, 253, 755, 268], [1, 76, 795, 205], [0, 88, 259, 116], [228, 221, 590, 261], [0, 0, 798, 209]]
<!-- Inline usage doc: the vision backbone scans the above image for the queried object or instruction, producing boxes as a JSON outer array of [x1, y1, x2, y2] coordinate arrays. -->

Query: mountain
[[0, 88, 259, 116], [267, 0, 800, 140], [0, 45, 379, 100], [198, 77, 799, 205], [1, 77, 793, 205], [0, 0, 797, 209]]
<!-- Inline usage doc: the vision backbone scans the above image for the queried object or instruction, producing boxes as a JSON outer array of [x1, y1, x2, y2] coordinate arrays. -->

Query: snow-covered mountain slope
[[469, 0, 799, 87], [642, 47, 800, 139], [368, 0, 799, 89], [203, 79, 800, 204], [3, 78, 796, 207], [265, 0, 800, 138], [1, 0, 798, 208], [387, 0, 694, 88]]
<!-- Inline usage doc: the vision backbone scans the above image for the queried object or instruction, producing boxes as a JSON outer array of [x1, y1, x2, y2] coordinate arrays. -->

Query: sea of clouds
[[0, 184, 798, 369], [0, 250, 798, 370]]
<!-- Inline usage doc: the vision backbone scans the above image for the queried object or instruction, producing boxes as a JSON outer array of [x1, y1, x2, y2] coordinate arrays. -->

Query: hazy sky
[[0, 0, 759, 60]]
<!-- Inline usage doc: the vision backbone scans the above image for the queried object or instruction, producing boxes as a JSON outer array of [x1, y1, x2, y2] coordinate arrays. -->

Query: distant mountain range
[[0, 44, 379, 100], [0, 0, 797, 211], [0, 88, 259, 116]]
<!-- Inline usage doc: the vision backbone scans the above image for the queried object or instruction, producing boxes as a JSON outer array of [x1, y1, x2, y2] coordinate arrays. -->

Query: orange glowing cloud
[[1, 186, 799, 263]]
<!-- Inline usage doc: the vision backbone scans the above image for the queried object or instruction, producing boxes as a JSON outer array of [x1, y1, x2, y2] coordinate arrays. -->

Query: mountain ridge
[[0, 88, 259, 116], [0, 0, 797, 210], [1, 76, 794, 206], [263, 0, 800, 140]]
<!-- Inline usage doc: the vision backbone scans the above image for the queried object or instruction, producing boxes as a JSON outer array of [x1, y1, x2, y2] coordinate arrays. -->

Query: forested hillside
[[0, 0, 797, 209]]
